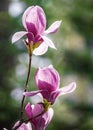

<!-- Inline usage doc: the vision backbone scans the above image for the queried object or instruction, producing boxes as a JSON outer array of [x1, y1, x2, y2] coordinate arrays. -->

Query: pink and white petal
[[36, 6, 46, 34], [42, 36, 56, 49], [33, 42, 48, 55], [35, 65, 60, 92], [41, 108, 54, 128], [24, 90, 43, 97], [19, 122, 32, 130], [22, 6, 34, 29], [13, 121, 32, 130], [46, 108, 54, 125], [25, 122, 32, 130], [25, 102, 33, 119], [32, 103, 44, 117], [59, 82, 76, 95], [44, 20, 62, 34], [12, 121, 20, 129], [51, 82, 76, 104], [12, 31, 28, 43]]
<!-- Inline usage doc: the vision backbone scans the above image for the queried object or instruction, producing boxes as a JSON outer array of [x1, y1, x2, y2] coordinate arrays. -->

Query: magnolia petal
[[22, 6, 34, 30], [22, 6, 46, 35], [46, 108, 54, 125], [24, 90, 43, 97], [25, 103, 44, 120], [50, 82, 76, 104], [20, 122, 32, 130], [59, 82, 76, 95], [13, 121, 32, 130], [42, 36, 56, 49], [37, 108, 53, 130], [25, 122, 32, 130], [31, 104, 44, 117], [12, 121, 20, 129], [44, 20, 62, 34], [35, 6, 46, 34], [25, 102, 33, 119], [35, 65, 60, 92], [40, 108, 54, 130], [33, 42, 48, 55], [12, 31, 28, 43]]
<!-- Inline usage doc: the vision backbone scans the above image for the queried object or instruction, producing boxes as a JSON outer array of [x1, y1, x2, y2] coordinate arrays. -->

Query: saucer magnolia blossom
[[25, 103, 54, 130], [24, 65, 76, 104], [12, 5, 62, 55]]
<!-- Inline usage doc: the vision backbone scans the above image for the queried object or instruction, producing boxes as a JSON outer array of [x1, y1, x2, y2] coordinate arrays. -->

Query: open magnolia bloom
[[24, 65, 76, 104], [25, 103, 54, 130], [12, 121, 32, 130], [12, 5, 62, 55]]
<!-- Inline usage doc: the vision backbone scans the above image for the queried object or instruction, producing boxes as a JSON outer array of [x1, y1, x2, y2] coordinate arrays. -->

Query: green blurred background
[[0, 0, 93, 129]]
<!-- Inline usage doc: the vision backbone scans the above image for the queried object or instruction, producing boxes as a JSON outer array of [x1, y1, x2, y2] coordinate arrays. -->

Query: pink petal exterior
[[35, 65, 60, 91], [25, 103, 44, 119], [34, 65, 60, 103], [17, 123, 32, 130], [33, 42, 48, 55], [25, 103, 54, 130], [45, 108, 54, 126], [58, 82, 76, 95], [44, 20, 62, 34], [50, 82, 76, 104], [24, 90, 43, 97], [13, 121, 32, 130], [22, 6, 46, 35], [41, 36, 56, 49], [22, 6, 34, 30], [12, 31, 28, 43]]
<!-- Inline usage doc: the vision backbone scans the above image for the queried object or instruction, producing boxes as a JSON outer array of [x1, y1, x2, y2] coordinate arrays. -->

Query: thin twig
[[12, 52, 32, 130], [20, 53, 32, 121]]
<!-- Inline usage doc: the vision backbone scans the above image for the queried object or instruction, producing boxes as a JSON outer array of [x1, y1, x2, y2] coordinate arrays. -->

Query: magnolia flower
[[25, 103, 54, 130], [24, 65, 76, 104], [13, 121, 32, 130], [12, 5, 61, 55]]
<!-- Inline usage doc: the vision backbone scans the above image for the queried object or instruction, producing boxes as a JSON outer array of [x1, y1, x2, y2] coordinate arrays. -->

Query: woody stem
[[20, 44, 32, 122]]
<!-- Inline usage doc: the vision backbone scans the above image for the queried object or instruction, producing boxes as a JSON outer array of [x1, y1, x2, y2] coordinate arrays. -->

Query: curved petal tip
[[12, 31, 28, 44]]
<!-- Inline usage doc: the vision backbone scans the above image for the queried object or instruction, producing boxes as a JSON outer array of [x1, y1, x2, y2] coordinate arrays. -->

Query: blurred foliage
[[0, 0, 93, 130], [0, 12, 20, 129], [69, 0, 93, 40], [64, 50, 93, 80]]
